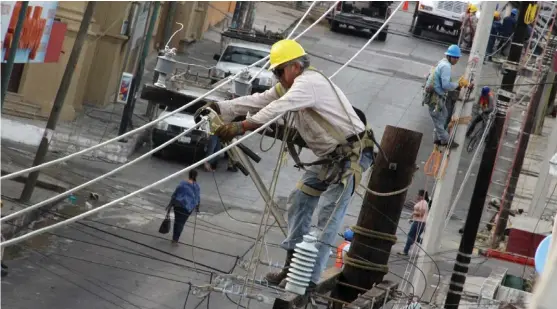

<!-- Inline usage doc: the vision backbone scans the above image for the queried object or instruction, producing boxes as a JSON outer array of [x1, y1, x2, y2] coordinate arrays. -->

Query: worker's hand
[[194, 102, 220, 123], [458, 76, 470, 88], [214, 122, 245, 142]]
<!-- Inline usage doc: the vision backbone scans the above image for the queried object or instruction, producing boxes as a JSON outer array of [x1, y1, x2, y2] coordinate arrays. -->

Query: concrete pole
[[411, 1, 497, 297], [20, 2, 96, 202], [528, 214, 557, 309]]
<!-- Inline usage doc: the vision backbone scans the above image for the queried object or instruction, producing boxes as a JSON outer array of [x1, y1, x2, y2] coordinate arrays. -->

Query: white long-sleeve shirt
[[217, 70, 365, 157]]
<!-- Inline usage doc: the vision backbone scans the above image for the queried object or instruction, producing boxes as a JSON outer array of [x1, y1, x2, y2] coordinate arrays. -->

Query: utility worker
[[335, 229, 353, 268], [423, 44, 471, 149], [460, 4, 478, 50], [497, 8, 518, 57], [486, 11, 503, 62], [197, 39, 374, 290], [466, 86, 495, 138]]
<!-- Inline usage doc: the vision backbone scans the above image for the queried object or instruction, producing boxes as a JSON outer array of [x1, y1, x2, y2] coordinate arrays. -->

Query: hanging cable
[[0, 1, 340, 182]]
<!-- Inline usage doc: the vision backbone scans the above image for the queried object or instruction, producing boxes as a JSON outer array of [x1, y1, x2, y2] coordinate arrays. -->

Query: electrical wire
[[0, 0, 340, 182], [0, 120, 206, 223]]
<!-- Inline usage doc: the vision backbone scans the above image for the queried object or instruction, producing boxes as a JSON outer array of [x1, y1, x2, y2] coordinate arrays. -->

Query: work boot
[[265, 250, 294, 285]]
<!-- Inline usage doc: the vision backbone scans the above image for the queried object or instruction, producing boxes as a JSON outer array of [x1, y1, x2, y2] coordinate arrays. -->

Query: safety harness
[[423, 59, 447, 112], [274, 68, 375, 197]]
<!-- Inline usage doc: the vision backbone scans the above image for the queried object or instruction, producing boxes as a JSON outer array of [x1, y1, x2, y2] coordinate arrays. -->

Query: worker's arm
[[217, 86, 280, 123], [439, 64, 459, 92], [245, 74, 316, 127]]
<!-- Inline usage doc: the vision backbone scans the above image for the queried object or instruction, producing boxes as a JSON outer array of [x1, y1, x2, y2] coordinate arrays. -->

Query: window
[[220, 46, 269, 67]]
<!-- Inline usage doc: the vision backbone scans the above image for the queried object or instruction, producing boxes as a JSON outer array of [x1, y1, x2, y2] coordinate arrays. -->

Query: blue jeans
[[206, 135, 222, 165], [428, 98, 449, 144], [404, 221, 425, 254], [280, 150, 374, 283]]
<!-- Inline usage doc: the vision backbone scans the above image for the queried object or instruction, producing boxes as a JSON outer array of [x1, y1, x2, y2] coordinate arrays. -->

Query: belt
[[346, 130, 369, 143]]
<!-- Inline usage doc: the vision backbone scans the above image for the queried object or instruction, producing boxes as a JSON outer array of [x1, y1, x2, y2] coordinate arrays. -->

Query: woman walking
[[168, 170, 200, 244], [398, 190, 429, 256]]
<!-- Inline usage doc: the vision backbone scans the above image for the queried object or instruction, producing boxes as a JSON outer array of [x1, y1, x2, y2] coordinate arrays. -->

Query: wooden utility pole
[[331, 125, 422, 306], [444, 2, 534, 308], [20, 2, 96, 202]]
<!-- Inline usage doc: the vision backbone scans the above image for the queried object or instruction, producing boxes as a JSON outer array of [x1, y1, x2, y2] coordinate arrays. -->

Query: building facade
[[3, 1, 234, 121]]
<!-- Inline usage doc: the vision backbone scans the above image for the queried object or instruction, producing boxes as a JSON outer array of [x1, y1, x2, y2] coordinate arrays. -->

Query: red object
[[335, 241, 350, 268], [485, 249, 535, 266], [44, 21, 66, 63], [506, 228, 546, 258], [402, 1, 409, 11]]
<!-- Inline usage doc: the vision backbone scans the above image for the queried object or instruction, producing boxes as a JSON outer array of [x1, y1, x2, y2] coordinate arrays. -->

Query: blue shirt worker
[[497, 8, 518, 57], [169, 170, 200, 244], [466, 86, 495, 138], [486, 11, 502, 61], [424, 45, 471, 149], [197, 39, 374, 290]]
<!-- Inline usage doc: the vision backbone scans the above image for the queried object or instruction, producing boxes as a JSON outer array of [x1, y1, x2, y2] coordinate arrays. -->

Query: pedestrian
[[334, 228, 353, 269], [466, 86, 495, 138], [459, 4, 478, 50], [398, 190, 429, 256], [168, 170, 200, 245], [486, 11, 502, 62], [497, 8, 518, 57], [196, 39, 374, 290], [423, 44, 472, 149]]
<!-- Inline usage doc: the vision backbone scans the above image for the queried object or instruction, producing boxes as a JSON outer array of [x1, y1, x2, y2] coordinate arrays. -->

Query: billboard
[[1, 1, 58, 63]]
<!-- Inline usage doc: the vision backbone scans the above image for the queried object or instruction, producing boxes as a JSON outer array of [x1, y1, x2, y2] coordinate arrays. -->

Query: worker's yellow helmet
[[269, 39, 307, 70], [469, 4, 478, 13], [494, 11, 500, 18]]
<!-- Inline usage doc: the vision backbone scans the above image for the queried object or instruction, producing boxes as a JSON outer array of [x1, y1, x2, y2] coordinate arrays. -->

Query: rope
[[351, 225, 398, 243], [344, 256, 389, 273], [524, 4, 537, 25], [359, 183, 412, 197]]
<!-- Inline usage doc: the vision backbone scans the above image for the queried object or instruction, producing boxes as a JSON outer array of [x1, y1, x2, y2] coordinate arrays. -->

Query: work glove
[[194, 102, 220, 123], [458, 76, 470, 88], [214, 122, 245, 142]]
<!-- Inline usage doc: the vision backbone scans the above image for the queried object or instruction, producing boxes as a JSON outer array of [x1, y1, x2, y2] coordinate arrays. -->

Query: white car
[[211, 42, 276, 93]]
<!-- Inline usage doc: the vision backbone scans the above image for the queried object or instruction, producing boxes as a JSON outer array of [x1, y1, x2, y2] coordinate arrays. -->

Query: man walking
[[199, 39, 374, 290]]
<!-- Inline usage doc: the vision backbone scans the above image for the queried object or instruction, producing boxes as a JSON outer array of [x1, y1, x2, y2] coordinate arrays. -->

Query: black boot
[[265, 250, 294, 285]]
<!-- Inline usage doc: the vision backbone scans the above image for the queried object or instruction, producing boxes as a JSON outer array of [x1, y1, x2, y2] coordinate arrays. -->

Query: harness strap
[[296, 181, 325, 197]]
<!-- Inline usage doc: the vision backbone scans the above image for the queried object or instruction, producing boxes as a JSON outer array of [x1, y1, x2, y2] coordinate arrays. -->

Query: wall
[[14, 1, 100, 121], [203, 1, 235, 32]]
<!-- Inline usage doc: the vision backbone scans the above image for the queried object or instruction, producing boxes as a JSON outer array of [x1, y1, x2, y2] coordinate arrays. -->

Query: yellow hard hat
[[494, 11, 500, 18], [269, 39, 307, 70], [469, 4, 478, 13]]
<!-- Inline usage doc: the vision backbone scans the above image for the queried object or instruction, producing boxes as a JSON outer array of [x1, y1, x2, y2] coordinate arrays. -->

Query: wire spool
[[285, 234, 318, 295]]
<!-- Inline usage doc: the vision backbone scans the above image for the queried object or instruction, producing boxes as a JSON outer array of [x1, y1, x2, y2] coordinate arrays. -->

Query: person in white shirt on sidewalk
[[399, 190, 429, 256]]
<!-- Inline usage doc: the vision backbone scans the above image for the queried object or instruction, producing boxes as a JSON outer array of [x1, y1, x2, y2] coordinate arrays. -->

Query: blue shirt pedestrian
[[172, 180, 200, 213], [170, 171, 200, 243]]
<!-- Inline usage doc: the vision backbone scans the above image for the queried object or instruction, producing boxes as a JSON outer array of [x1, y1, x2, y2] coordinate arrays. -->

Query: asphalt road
[[1, 7, 529, 309]]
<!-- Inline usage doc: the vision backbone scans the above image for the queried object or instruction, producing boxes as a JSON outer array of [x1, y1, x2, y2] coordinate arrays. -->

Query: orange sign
[[1, 1, 58, 63]]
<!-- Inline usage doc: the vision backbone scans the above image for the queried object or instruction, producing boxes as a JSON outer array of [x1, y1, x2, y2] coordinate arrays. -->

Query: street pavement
[[0, 3, 538, 309]]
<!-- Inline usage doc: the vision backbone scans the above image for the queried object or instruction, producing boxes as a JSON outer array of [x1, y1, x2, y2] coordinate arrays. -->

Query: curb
[[0, 170, 68, 193]]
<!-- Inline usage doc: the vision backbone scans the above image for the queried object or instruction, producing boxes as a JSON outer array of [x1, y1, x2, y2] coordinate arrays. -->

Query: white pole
[[411, 1, 497, 297], [528, 214, 557, 309]]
